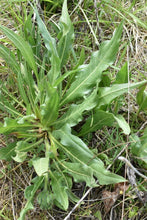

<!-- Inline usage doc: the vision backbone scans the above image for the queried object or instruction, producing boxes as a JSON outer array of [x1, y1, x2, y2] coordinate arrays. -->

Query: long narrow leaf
[[97, 81, 147, 107], [41, 88, 59, 127], [0, 118, 34, 135], [79, 110, 130, 136], [61, 22, 123, 106], [0, 44, 20, 74], [33, 6, 60, 84], [0, 25, 38, 79], [57, 0, 74, 67], [61, 162, 96, 187], [52, 125, 125, 185], [0, 90, 23, 117], [18, 176, 44, 220], [79, 110, 114, 136], [54, 87, 98, 129], [17, 70, 30, 107]]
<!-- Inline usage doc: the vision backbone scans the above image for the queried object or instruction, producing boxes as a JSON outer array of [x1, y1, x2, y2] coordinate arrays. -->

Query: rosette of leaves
[[0, 0, 147, 219]]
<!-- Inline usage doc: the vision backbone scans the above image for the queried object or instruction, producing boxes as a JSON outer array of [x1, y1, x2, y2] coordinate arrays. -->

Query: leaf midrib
[[0, 26, 36, 73], [98, 81, 147, 101], [61, 33, 119, 105]]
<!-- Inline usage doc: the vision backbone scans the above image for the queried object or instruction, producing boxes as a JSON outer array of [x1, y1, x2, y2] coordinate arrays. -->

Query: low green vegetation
[[0, 0, 147, 219]]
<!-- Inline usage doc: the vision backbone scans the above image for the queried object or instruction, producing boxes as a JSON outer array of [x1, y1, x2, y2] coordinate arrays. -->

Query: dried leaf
[[102, 182, 129, 213], [114, 182, 129, 194], [102, 190, 119, 213]]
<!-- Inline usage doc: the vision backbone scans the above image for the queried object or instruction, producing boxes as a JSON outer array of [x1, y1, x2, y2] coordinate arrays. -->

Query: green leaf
[[52, 125, 125, 185], [24, 185, 34, 200], [32, 6, 57, 56], [114, 62, 128, 84], [90, 162, 125, 185], [51, 172, 69, 210], [141, 127, 147, 141], [33, 6, 60, 84], [73, 47, 85, 70], [12, 141, 31, 162], [130, 134, 147, 165], [67, 189, 80, 203], [0, 44, 20, 74], [0, 118, 33, 135], [57, 0, 74, 67], [23, 12, 36, 49], [17, 114, 36, 125], [79, 110, 115, 136], [53, 68, 79, 87], [47, 50, 61, 85], [126, 12, 147, 29], [97, 81, 147, 107], [61, 22, 123, 105], [20, 63, 36, 108], [54, 87, 98, 128], [41, 87, 59, 127], [37, 190, 53, 209], [53, 125, 94, 164], [0, 90, 22, 117], [17, 69, 30, 107], [13, 151, 27, 163], [13, 139, 43, 154], [113, 115, 130, 135], [80, 110, 130, 136], [32, 158, 49, 176], [18, 176, 44, 220], [0, 25, 38, 78], [62, 162, 96, 187], [137, 85, 147, 111], [20, 64, 40, 118], [0, 142, 16, 161], [138, 143, 147, 164]]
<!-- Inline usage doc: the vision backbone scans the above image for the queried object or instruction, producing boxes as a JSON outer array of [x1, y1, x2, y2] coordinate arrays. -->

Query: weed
[[0, 0, 147, 219]]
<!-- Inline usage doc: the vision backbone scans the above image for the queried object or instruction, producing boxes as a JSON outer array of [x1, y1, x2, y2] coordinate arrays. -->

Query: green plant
[[130, 127, 147, 169], [0, 0, 147, 219]]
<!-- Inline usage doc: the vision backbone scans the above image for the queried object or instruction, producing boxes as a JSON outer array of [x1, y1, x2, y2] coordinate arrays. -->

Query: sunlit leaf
[[114, 62, 128, 84], [54, 87, 98, 128], [32, 158, 49, 176], [57, 0, 74, 67], [97, 81, 147, 107], [62, 162, 96, 187], [13, 151, 27, 163], [41, 87, 59, 127], [53, 125, 126, 185], [61, 23, 123, 105], [33, 5, 60, 84], [137, 85, 147, 111], [80, 110, 130, 136], [113, 115, 130, 135], [0, 25, 38, 78], [0, 118, 34, 135]]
